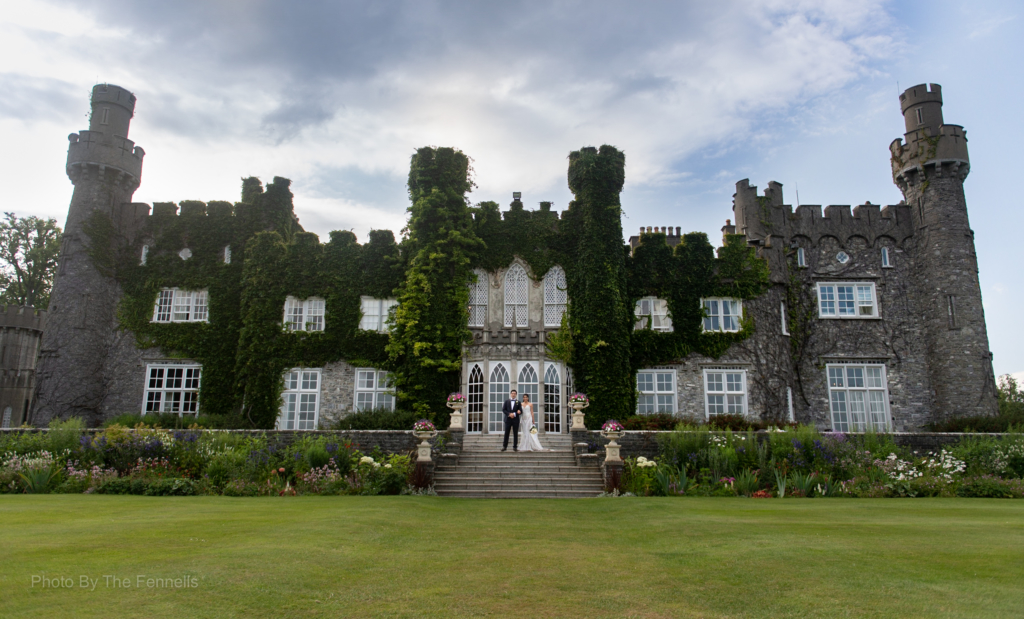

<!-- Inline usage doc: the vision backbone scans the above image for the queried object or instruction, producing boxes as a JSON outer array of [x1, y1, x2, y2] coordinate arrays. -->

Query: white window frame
[[701, 298, 742, 332], [781, 302, 789, 335], [151, 288, 209, 323], [504, 264, 529, 328], [359, 296, 397, 333], [140, 245, 148, 266], [636, 369, 676, 414], [354, 368, 396, 411], [223, 245, 232, 264], [703, 368, 747, 418], [881, 247, 892, 268], [468, 269, 488, 328], [543, 266, 568, 327], [143, 363, 201, 416], [284, 296, 326, 332], [796, 247, 807, 268], [826, 363, 891, 432], [817, 282, 879, 319], [278, 368, 322, 430], [635, 297, 673, 332]]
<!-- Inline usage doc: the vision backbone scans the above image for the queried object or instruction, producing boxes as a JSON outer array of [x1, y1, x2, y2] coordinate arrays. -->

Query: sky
[[0, 0, 1021, 377]]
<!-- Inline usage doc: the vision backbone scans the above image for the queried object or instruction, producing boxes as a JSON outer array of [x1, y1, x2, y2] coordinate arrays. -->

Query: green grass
[[1, 497, 1022, 618]]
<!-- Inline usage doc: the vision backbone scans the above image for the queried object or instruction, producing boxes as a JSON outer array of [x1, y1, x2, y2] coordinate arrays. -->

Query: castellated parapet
[[66, 85, 145, 192], [890, 83, 969, 188]]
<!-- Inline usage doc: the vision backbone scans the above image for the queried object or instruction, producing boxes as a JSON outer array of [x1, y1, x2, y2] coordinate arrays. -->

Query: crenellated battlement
[[890, 124, 969, 186], [0, 305, 47, 332], [66, 130, 145, 188], [733, 179, 912, 249]]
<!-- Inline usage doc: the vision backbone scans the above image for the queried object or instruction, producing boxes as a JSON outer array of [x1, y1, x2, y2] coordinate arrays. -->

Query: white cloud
[[0, 0, 899, 240]]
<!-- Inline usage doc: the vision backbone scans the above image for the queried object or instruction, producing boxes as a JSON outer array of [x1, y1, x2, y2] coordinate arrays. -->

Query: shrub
[[621, 414, 679, 431], [144, 478, 196, 496], [47, 417, 85, 455], [707, 414, 767, 431], [329, 407, 420, 430], [734, 470, 760, 497], [956, 475, 1024, 498], [19, 466, 58, 493], [306, 444, 331, 470], [206, 451, 246, 486], [222, 479, 261, 497]]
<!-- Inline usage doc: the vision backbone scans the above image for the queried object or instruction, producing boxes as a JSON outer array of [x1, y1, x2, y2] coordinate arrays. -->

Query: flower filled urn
[[601, 420, 625, 463], [568, 393, 589, 430], [446, 393, 467, 431], [412, 420, 437, 462]]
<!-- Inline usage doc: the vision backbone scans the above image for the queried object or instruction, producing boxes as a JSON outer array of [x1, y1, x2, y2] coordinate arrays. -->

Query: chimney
[[721, 218, 736, 242]]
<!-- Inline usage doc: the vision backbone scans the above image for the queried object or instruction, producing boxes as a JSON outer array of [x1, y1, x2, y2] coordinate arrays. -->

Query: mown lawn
[[0, 496, 1021, 618]]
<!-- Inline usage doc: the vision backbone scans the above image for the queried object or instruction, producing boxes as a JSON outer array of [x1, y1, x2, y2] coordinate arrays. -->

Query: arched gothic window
[[504, 264, 528, 327], [543, 364, 561, 432], [543, 266, 567, 327], [518, 363, 539, 416], [489, 363, 510, 433], [467, 364, 484, 433], [468, 269, 488, 327]]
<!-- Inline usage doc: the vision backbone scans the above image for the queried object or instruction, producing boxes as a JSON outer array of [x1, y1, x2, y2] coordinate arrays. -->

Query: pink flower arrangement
[[413, 419, 436, 432], [569, 393, 589, 404], [602, 420, 624, 432], [447, 392, 466, 404]]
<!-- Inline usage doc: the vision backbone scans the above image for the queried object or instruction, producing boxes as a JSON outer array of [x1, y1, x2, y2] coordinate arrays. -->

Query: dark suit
[[502, 398, 523, 450]]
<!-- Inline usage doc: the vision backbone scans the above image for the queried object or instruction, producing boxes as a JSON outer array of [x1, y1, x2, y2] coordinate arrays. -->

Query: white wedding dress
[[518, 404, 546, 451]]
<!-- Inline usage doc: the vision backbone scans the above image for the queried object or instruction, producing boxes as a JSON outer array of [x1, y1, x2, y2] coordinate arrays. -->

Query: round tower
[[890, 83, 997, 423], [32, 85, 150, 426]]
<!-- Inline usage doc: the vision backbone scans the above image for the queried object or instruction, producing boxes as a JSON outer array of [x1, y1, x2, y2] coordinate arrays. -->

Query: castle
[[24, 82, 997, 432]]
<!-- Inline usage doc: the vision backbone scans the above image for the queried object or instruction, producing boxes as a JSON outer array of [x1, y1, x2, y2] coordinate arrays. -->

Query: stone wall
[[571, 429, 1017, 465]]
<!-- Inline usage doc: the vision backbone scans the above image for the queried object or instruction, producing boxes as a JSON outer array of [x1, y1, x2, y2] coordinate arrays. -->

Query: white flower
[[384, 464, 392, 469], [359, 456, 375, 465], [373, 462, 381, 468]]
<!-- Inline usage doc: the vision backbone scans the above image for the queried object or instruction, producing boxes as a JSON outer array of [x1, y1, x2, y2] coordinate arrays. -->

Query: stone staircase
[[434, 433, 604, 498]]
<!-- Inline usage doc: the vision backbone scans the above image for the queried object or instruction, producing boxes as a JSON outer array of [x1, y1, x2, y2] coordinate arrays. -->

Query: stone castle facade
[[28, 82, 996, 432]]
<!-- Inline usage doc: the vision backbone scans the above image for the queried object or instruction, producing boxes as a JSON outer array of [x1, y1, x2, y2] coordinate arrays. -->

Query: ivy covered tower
[[890, 83, 997, 420], [33, 85, 150, 425]]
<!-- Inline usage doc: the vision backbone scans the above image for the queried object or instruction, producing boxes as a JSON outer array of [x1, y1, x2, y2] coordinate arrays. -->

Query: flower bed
[[0, 419, 419, 497], [609, 425, 1024, 498]]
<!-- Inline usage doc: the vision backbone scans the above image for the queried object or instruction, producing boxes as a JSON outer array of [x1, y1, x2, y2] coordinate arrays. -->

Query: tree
[[0, 212, 62, 309]]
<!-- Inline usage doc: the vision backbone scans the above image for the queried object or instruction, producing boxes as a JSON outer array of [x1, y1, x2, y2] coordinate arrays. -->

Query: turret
[[890, 83, 969, 195], [891, 83, 997, 422], [32, 85, 149, 426]]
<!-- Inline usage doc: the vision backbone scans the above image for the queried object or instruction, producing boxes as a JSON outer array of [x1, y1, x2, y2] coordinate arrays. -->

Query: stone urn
[[446, 400, 466, 431], [413, 430, 437, 462], [569, 401, 589, 430], [601, 430, 623, 463]]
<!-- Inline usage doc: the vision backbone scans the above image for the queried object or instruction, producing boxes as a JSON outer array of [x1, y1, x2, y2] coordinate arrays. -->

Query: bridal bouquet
[[530, 427, 538, 435], [413, 419, 436, 432], [446, 392, 466, 404], [602, 419, 624, 432], [569, 392, 589, 405]]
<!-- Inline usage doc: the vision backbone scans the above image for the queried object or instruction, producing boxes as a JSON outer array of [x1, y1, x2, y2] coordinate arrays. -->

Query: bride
[[517, 394, 547, 451]]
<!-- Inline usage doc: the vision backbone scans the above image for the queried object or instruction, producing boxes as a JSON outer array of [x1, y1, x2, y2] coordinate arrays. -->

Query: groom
[[501, 389, 522, 452]]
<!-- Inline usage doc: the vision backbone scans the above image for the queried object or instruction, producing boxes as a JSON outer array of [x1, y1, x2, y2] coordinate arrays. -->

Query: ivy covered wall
[[99, 146, 769, 428]]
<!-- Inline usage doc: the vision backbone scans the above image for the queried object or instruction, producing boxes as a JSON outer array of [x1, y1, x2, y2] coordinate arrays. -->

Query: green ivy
[[96, 146, 769, 430], [386, 147, 483, 422], [561, 145, 635, 426]]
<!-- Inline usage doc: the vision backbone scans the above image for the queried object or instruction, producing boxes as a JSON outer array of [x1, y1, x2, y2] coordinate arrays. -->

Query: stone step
[[436, 465, 592, 474], [435, 489, 603, 498], [457, 454, 576, 461], [430, 471, 598, 481], [434, 477, 602, 485]]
